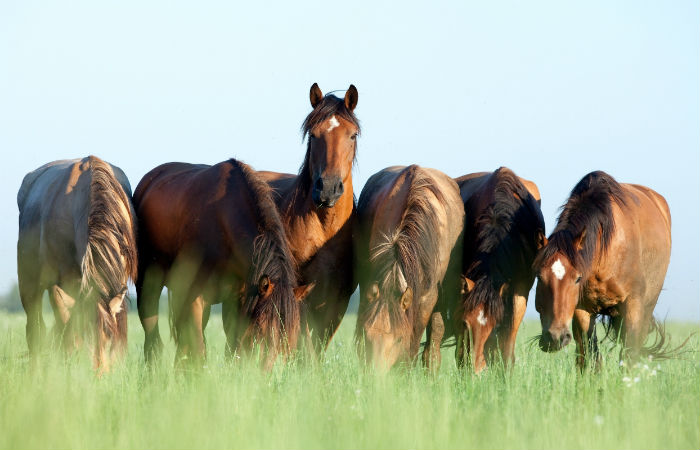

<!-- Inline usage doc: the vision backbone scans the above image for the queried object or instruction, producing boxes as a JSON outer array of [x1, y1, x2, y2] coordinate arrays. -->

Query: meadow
[[0, 310, 698, 450]]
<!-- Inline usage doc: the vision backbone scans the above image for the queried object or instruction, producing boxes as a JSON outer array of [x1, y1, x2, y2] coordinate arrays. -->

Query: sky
[[1, 1, 698, 320]]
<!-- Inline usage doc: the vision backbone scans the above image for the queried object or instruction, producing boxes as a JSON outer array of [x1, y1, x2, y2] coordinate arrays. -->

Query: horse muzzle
[[312, 175, 344, 208], [539, 327, 572, 352]]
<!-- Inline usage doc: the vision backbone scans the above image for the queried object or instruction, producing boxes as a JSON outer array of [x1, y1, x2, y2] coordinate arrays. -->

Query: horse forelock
[[535, 170, 626, 277], [463, 168, 544, 322], [228, 159, 300, 347]]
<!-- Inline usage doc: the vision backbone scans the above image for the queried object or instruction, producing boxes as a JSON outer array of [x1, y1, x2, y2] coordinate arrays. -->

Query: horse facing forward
[[134, 158, 312, 368], [17, 156, 137, 372], [450, 167, 546, 373], [354, 165, 464, 371], [534, 171, 672, 368], [257, 83, 360, 351]]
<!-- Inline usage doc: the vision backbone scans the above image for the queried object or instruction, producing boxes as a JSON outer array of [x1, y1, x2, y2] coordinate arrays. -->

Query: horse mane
[[227, 159, 300, 344], [286, 93, 361, 213], [80, 155, 137, 341], [535, 170, 627, 277], [358, 166, 445, 341], [462, 167, 545, 322]]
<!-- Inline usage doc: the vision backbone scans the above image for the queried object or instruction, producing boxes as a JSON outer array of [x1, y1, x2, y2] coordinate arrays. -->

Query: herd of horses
[[16, 84, 673, 374]]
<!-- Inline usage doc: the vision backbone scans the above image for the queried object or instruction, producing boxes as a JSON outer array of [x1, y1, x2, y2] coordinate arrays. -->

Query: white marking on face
[[551, 258, 566, 280], [327, 115, 340, 132], [477, 309, 487, 326]]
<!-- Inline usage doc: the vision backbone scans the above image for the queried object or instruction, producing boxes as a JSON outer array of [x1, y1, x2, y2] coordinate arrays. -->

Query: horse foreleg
[[573, 309, 599, 371], [619, 300, 650, 363], [136, 265, 165, 363], [497, 293, 527, 369], [421, 312, 444, 374], [175, 295, 206, 368]]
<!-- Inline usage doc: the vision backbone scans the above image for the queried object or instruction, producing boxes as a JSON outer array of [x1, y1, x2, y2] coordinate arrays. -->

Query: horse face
[[535, 254, 581, 352], [308, 85, 358, 208], [357, 281, 413, 372]]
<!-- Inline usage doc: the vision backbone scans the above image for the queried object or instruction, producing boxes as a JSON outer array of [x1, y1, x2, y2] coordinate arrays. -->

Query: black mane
[[463, 167, 545, 322], [535, 170, 628, 277]]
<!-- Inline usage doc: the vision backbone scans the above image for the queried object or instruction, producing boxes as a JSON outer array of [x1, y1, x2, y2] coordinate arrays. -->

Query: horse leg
[[19, 280, 45, 357], [222, 298, 239, 359], [455, 325, 469, 370], [572, 309, 599, 371], [48, 285, 79, 353], [174, 294, 206, 367], [422, 312, 444, 373], [496, 293, 527, 369], [619, 300, 650, 363], [466, 307, 495, 374], [136, 265, 165, 363]]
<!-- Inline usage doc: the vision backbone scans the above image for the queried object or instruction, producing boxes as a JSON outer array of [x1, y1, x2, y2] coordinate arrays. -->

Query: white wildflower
[[594, 415, 604, 426], [633, 377, 640, 383]]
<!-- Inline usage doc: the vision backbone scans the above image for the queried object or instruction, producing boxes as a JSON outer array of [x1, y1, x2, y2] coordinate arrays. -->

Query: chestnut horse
[[451, 168, 545, 373], [354, 165, 464, 371], [134, 159, 312, 368], [257, 83, 359, 351], [534, 171, 672, 368], [17, 156, 137, 372]]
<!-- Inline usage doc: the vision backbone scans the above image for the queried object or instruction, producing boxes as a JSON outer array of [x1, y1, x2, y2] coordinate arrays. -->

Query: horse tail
[[80, 156, 138, 340], [639, 316, 693, 361]]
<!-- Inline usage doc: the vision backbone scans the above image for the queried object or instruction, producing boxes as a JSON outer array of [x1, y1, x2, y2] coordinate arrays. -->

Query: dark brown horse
[[257, 83, 359, 351], [17, 156, 137, 373], [534, 171, 672, 368], [450, 168, 545, 373], [134, 159, 312, 368], [354, 165, 464, 371]]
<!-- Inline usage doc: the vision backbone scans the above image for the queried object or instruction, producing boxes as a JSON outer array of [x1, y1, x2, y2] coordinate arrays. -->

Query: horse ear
[[294, 283, 315, 303], [460, 276, 475, 295], [345, 84, 358, 112], [499, 282, 509, 298], [574, 230, 586, 251], [258, 275, 272, 296], [310, 83, 323, 108], [400, 287, 413, 311], [537, 231, 548, 249]]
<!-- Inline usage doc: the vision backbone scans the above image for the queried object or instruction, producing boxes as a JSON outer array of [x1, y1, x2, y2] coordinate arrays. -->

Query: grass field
[[0, 311, 698, 450]]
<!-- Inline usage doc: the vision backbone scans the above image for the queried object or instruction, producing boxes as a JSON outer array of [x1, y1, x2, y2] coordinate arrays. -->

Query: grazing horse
[[257, 83, 359, 351], [451, 168, 545, 373], [17, 156, 137, 372], [534, 171, 672, 368], [134, 159, 312, 368], [354, 165, 464, 371]]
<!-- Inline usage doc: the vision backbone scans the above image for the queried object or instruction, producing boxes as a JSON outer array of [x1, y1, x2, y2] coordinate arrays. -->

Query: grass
[[0, 311, 698, 450]]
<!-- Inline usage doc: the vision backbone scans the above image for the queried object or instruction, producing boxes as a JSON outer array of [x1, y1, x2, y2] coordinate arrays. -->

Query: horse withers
[[134, 159, 312, 369], [354, 165, 464, 372], [17, 156, 137, 373], [534, 171, 672, 369], [451, 168, 545, 373], [257, 83, 359, 352]]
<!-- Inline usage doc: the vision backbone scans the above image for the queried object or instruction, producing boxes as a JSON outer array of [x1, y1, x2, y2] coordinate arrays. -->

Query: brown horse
[[17, 156, 137, 373], [534, 171, 672, 369], [451, 168, 545, 373], [354, 165, 464, 371], [134, 159, 312, 368], [257, 83, 359, 351]]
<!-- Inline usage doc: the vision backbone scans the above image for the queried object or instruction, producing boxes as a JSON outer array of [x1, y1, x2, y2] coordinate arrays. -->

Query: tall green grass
[[0, 312, 698, 449]]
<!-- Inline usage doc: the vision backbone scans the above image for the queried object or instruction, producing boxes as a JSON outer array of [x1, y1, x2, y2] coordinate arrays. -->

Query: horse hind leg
[[19, 280, 45, 356], [421, 312, 444, 374], [48, 284, 78, 353], [136, 264, 165, 363]]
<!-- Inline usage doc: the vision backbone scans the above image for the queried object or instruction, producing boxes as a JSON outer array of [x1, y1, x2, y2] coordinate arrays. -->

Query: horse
[[17, 156, 137, 373], [354, 165, 464, 371], [450, 167, 546, 373], [534, 171, 672, 369], [134, 158, 313, 368], [257, 83, 359, 351]]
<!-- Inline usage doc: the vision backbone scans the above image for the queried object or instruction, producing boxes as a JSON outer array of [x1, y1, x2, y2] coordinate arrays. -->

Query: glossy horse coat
[[17, 156, 136, 372], [451, 168, 545, 373], [354, 165, 464, 371], [134, 159, 311, 368], [257, 83, 359, 350], [534, 171, 671, 368]]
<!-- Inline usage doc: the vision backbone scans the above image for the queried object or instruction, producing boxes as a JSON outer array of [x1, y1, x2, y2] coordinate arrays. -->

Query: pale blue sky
[[1, 1, 698, 319]]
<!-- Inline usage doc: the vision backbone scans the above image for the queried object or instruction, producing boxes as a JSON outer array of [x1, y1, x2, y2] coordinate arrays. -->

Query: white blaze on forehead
[[551, 258, 566, 280], [327, 115, 340, 132], [477, 309, 487, 326]]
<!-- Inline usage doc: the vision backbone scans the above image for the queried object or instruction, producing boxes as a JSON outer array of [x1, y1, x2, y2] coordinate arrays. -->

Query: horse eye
[[575, 276, 582, 284], [350, 134, 357, 141]]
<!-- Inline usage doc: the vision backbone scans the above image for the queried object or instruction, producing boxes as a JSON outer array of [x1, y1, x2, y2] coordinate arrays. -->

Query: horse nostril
[[335, 180, 344, 195], [560, 331, 572, 347], [314, 178, 324, 191]]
